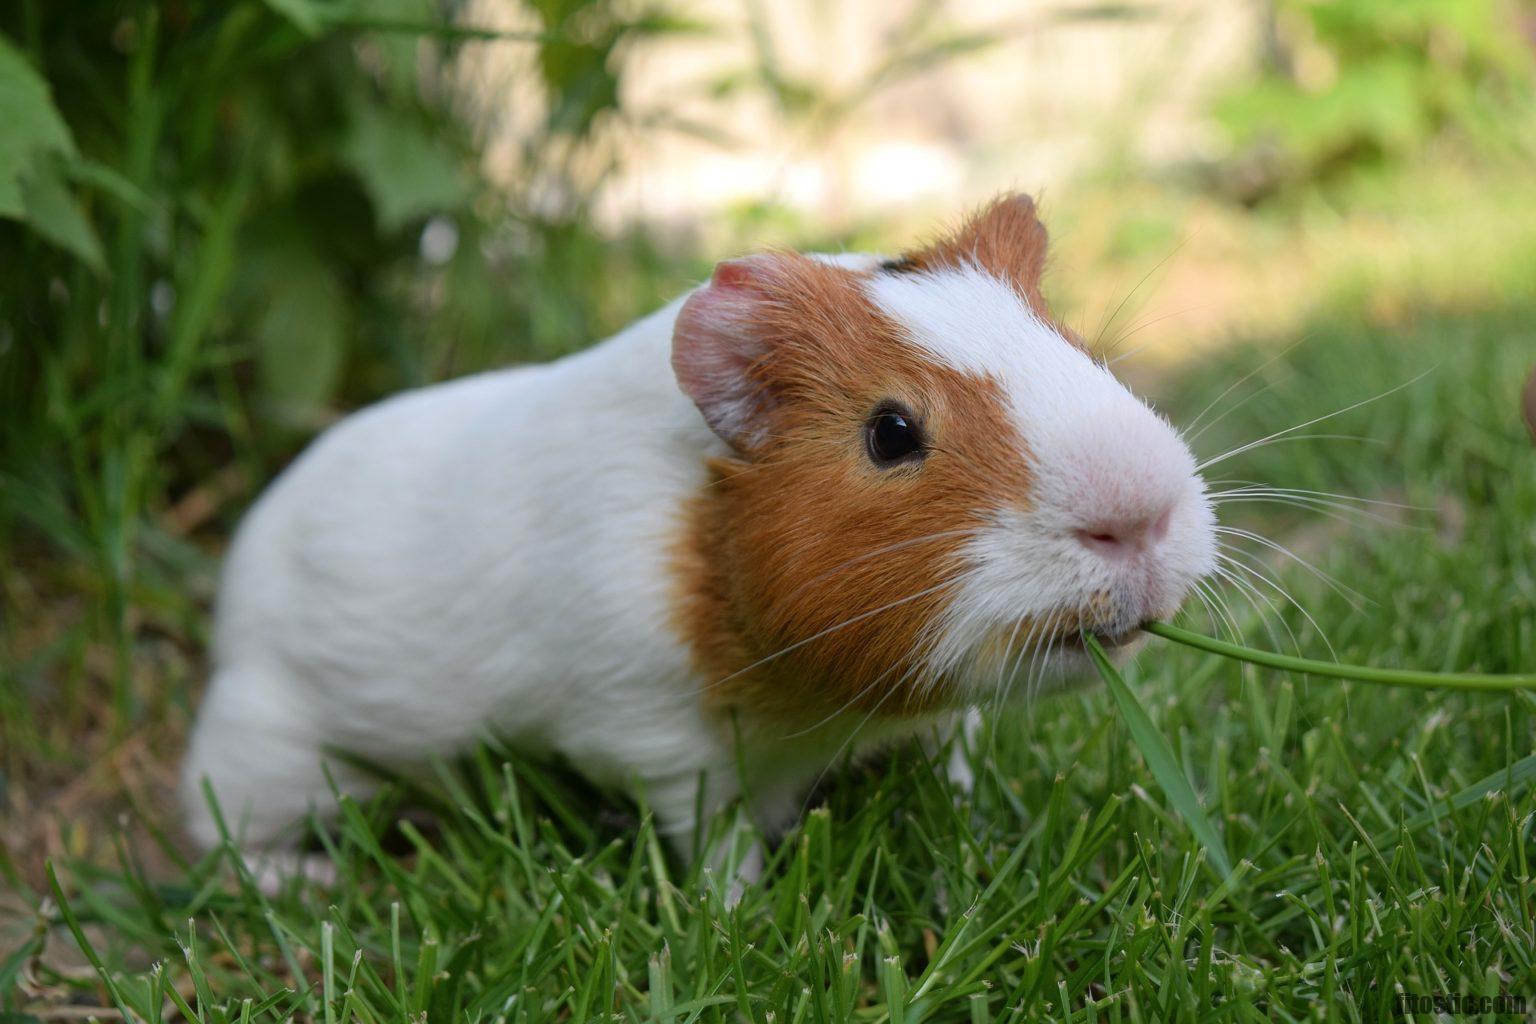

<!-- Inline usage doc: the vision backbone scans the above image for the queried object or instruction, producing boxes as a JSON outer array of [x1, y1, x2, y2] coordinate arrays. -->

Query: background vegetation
[[3, 0, 1535, 1019]]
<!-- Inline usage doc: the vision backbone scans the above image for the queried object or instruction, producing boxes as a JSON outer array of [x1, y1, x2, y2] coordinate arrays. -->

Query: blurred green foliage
[[1212, 0, 1536, 202], [0, 0, 1013, 751], [0, 0, 688, 716]]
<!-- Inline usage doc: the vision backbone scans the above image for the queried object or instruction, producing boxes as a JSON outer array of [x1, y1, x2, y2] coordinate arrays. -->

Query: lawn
[[4, 296, 1533, 1022]]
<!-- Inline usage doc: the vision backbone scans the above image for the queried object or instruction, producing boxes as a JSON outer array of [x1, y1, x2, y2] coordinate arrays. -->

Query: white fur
[[183, 290, 917, 859], [184, 296, 743, 852], [865, 266, 1215, 690], [183, 258, 1215, 866]]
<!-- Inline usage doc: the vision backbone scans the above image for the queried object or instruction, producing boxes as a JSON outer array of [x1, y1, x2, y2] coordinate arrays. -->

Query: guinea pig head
[[670, 195, 1216, 721]]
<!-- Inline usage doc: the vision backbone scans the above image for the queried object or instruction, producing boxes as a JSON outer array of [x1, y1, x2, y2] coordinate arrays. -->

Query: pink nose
[[1075, 506, 1173, 557]]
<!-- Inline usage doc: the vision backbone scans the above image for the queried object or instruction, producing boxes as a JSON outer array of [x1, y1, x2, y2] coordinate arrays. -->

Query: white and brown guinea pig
[[181, 194, 1216, 869]]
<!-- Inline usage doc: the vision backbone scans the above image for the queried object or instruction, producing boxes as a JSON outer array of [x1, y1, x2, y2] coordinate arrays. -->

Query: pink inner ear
[[671, 258, 783, 451], [711, 260, 758, 290]]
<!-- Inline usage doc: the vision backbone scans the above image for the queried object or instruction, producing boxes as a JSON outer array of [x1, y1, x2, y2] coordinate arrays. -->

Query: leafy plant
[[0, 0, 682, 728], [1211, 0, 1536, 201]]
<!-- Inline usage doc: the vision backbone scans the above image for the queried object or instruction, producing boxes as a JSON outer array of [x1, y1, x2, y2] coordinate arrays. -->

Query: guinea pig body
[[182, 295, 764, 852], [182, 197, 1216, 864]]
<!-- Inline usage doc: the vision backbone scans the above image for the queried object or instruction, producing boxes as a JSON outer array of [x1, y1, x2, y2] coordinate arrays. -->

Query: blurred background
[[2, 0, 1535, 878]]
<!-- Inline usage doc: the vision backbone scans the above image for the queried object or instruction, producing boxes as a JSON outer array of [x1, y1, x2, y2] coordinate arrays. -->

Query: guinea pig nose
[[1075, 506, 1173, 557]]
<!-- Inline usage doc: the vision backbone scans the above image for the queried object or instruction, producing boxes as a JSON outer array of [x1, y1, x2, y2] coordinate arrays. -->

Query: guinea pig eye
[[865, 405, 926, 467]]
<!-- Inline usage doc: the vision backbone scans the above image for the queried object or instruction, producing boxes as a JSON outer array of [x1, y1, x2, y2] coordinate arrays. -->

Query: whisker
[[796, 675, 908, 819], [1217, 549, 1338, 662], [992, 613, 1031, 697], [1104, 304, 1215, 366], [1212, 562, 1293, 654], [1210, 492, 1411, 529], [1215, 556, 1299, 653], [1196, 369, 1434, 473], [1200, 434, 1387, 471], [698, 460, 783, 490], [1187, 384, 1274, 446], [981, 615, 1048, 768], [1004, 627, 1044, 728], [1022, 631, 1048, 705], [1001, 615, 1048, 714], [1093, 236, 1191, 356], [1190, 582, 1229, 641], [1190, 580, 1219, 636], [1198, 575, 1247, 642], [1181, 336, 1307, 440], [1207, 481, 1431, 513], [759, 434, 849, 447], [780, 659, 907, 740], [1216, 526, 1369, 609], [775, 529, 980, 606], [698, 577, 963, 694], [926, 442, 1005, 485]]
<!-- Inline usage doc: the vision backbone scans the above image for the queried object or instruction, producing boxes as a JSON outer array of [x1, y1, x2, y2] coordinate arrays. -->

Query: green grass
[[5, 3, 1535, 1018], [4, 301, 1533, 1021]]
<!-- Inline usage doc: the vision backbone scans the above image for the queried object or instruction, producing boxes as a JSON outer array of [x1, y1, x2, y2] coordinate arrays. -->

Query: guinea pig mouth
[[1059, 627, 1142, 651], [981, 601, 1148, 658]]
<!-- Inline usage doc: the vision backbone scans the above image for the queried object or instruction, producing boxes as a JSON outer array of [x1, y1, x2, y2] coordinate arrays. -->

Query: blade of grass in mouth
[[1144, 621, 1536, 690], [1083, 633, 1235, 878]]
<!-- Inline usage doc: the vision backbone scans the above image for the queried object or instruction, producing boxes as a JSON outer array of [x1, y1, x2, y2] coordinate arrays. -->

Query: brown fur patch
[[669, 254, 1034, 725], [887, 193, 1084, 346]]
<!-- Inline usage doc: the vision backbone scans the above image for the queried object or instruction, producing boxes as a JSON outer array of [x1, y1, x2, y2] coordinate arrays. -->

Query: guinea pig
[[180, 194, 1217, 874]]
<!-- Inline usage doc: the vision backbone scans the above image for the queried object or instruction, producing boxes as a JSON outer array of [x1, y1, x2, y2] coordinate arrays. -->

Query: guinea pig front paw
[[245, 849, 338, 897], [917, 709, 981, 799]]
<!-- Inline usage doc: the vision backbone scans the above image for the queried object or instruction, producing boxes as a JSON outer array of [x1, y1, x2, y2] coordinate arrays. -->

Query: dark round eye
[[866, 407, 926, 466]]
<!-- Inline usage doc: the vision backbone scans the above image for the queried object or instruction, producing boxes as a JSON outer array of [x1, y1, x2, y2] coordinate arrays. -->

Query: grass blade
[[1386, 752, 1536, 840], [1145, 621, 1536, 690], [1084, 634, 1234, 878]]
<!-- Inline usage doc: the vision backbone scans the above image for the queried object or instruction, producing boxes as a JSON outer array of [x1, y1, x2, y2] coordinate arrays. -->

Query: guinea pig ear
[[898, 193, 1052, 313], [672, 254, 787, 453]]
